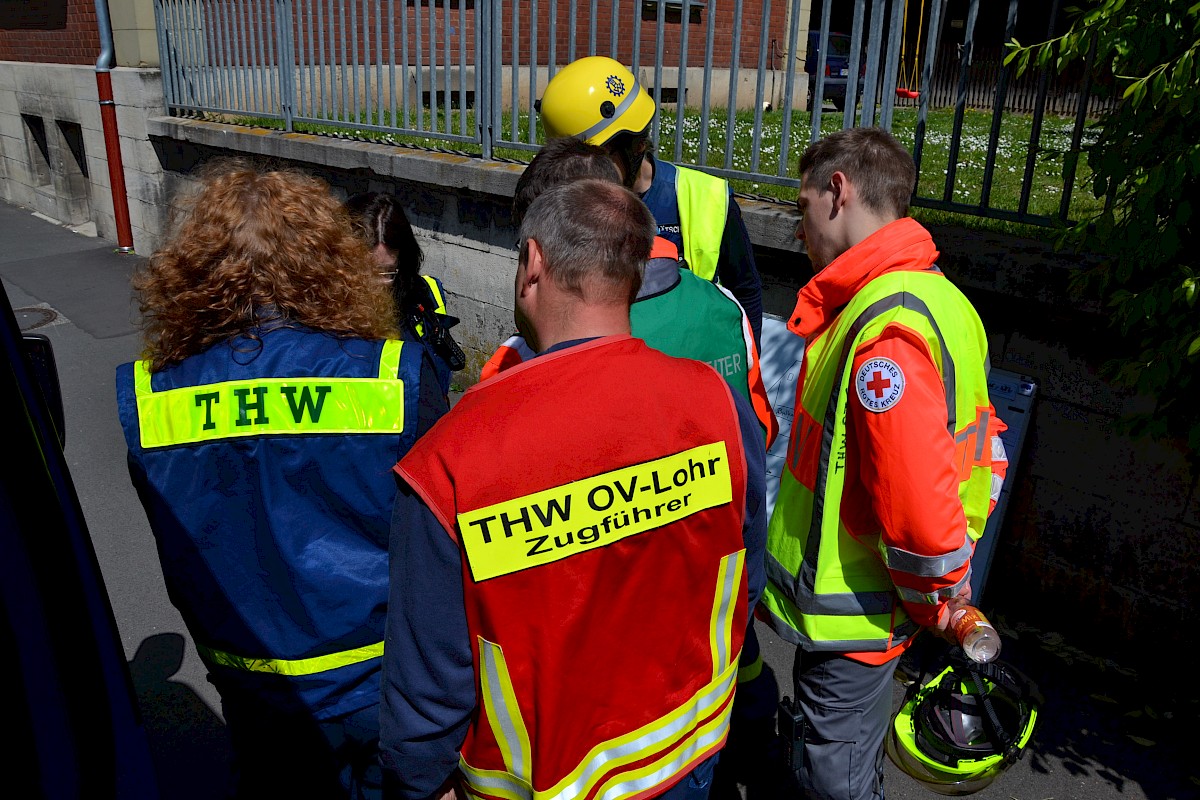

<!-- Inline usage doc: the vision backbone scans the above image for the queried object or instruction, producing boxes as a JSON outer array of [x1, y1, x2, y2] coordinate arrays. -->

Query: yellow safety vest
[[675, 166, 729, 282], [763, 269, 995, 651]]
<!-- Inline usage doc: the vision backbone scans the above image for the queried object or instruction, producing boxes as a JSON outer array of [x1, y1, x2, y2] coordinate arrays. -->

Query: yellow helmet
[[539, 56, 655, 146]]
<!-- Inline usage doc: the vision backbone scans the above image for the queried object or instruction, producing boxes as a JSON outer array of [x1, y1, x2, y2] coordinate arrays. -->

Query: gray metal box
[[972, 368, 1038, 604]]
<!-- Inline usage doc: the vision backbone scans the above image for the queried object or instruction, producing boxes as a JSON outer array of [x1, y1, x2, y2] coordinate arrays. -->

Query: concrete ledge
[[147, 116, 527, 199], [145, 116, 1098, 316]]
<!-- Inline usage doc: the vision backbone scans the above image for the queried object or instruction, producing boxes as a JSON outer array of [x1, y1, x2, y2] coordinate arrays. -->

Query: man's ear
[[828, 170, 851, 212], [520, 238, 546, 296]]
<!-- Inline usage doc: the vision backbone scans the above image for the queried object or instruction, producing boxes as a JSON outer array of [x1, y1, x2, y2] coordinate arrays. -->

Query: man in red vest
[[379, 179, 767, 800]]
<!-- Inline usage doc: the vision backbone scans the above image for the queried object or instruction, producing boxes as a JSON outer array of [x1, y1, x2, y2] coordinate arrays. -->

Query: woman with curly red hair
[[115, 161, 447, 799]]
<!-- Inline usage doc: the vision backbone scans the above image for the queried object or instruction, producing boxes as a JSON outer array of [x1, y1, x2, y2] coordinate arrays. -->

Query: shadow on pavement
[[128, 633, 232, 799], [895, 618, 1197, 800]]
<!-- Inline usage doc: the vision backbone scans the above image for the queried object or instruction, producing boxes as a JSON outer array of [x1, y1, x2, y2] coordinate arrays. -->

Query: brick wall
[[0, 0, 102, 65], [180, 4, 479, 67], [499, 1, 790, 70]]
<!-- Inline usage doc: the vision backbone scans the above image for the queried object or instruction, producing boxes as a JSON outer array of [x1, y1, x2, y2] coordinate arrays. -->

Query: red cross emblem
[[866, 371, 891, 398], [855, 357, 905, 412]]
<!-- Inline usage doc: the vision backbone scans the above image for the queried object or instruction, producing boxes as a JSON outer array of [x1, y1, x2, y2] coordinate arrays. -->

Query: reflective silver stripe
[[469, 556, 741, 800], [895, 568, 973, 605], [761, 603, 921, 651], [593, 705, 732, 800], [975, 410, 990, 460], [544, 666, 736, 800], [766, 552, 796, 599], [991, 435, 1008, 464], [459, 759, 533, 800], [712, 551, 742, 674], [955, 409, 993, 461], [577, 77, 645, 142], [798, 559, 895, 615], [883, 534, 973, 578], [767, 553, 895, 616], [480, 639, 531, 781]]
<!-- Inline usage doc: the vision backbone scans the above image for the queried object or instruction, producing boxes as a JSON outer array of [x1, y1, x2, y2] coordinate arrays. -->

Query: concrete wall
[[79, 115, 1200, 682], [110, 0, 160, 68], [0, 62, 165, 252]]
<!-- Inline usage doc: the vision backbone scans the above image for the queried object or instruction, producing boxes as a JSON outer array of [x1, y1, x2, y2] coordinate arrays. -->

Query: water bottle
[[949, 604, 1002, 663]]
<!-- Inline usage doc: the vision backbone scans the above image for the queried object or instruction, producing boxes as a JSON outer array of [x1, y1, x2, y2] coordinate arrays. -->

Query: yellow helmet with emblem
[[539, 56, 655, 146]]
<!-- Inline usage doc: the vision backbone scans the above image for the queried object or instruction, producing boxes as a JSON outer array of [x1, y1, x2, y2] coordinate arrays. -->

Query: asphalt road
[[2, 197, 1192, 799]]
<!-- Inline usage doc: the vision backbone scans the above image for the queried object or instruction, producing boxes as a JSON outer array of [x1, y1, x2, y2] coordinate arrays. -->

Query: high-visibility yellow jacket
[[762, 218, 1008, 662]]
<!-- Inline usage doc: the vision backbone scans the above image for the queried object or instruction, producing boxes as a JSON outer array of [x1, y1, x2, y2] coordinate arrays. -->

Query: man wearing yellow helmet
[[539, 56, 764, 348]]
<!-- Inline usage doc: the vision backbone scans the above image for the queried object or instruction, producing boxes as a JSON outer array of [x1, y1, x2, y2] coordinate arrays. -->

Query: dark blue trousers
[[221, 692, 383, 800]]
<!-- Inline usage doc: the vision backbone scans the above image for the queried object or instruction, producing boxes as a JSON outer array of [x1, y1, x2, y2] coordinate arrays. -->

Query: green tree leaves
[[1009, 1, 1200, 454]]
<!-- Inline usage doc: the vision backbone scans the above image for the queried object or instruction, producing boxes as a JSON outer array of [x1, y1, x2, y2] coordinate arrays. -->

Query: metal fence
[[154, 0, 1110, 226]]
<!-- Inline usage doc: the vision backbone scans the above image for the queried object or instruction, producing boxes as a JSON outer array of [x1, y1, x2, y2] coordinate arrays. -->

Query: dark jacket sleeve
[[731, 387, 767, 614], [379, 483, 475, 799], [415, 348, 450, 437], [718, 199, 764, 350]]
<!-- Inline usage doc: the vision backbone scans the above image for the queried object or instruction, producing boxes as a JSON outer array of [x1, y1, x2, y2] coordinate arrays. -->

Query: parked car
[[1, 281, 161, 798], [805, 30, 857, 111]]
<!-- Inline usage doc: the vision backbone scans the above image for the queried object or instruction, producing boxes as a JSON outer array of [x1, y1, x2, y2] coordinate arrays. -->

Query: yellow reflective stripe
[[459, 442, 732, 582], [422, 274, 448, 314], [479, 638, 534, 783], [709, 550, 746, 679], [461, 664, 736, 800], [134, 358, 153, 394], [458, 759, 533, 800], [413, 277, 447, 337], [195, 640, 384, 676], [463, 554, 741, 799], [133, 342, 406, 449], [378, 338, 403, 379], [737, 652, 764, 684], [540, 662, 736, 800], [589, 692, 734, 800]]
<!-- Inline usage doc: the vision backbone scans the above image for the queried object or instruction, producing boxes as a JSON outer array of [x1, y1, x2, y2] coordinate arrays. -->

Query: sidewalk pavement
[[3, 197, 1194, 800]]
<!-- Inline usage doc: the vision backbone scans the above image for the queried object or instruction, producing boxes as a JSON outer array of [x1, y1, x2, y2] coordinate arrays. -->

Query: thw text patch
[[458, 442, 732, 582], [136, 377, 405, 448]]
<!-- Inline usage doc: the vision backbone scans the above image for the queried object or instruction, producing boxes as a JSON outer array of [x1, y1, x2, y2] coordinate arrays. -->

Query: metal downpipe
[[94, 0, 135, 253]]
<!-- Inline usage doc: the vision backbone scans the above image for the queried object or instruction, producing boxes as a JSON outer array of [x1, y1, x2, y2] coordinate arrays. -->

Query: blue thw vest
[[116, 326, 424, 719]]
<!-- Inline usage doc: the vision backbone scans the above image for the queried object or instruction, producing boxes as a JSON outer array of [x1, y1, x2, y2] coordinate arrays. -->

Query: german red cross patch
[[855, 357, 905, 412]]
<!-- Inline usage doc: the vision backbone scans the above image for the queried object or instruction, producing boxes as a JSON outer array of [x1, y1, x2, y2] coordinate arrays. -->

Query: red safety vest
[[397, 336, 750, 800]]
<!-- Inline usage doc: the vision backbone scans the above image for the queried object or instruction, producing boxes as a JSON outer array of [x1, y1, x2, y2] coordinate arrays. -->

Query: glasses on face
[[379, 271, 398, 280]]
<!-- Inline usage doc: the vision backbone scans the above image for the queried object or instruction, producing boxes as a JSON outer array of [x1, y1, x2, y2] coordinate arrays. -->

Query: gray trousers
[[791, 650, 899, 800]]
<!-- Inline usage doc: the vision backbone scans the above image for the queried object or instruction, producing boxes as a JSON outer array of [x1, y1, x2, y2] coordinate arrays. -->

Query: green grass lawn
[[224, 101, 1100, 237]]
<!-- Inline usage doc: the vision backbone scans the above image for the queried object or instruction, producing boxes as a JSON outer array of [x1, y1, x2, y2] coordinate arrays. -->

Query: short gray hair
[[518, 179, 654, 304]]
